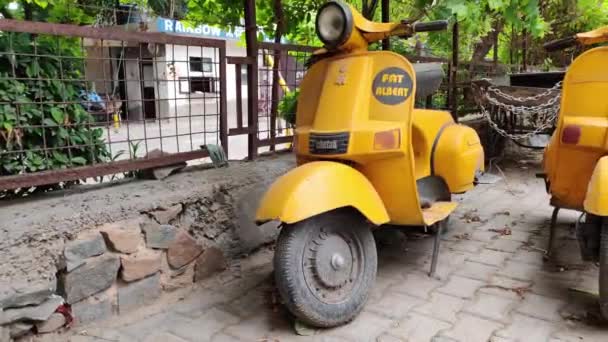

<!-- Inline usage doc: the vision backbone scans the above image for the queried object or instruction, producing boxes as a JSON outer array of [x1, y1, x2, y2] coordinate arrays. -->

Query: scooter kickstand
[[429, 223, 442, 277]]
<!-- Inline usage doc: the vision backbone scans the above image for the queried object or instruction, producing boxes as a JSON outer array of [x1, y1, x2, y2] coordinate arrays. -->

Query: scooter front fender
[[584, 156, 608, 216], [255, 161, 390, 225]]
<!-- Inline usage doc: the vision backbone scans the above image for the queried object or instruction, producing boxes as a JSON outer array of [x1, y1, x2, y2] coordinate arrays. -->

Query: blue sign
[[157, 18, 274, 42]]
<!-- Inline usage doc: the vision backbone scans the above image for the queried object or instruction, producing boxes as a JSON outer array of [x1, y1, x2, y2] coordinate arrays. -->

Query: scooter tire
[[599, 218, 608, 320], [274, 209, 377, 328]]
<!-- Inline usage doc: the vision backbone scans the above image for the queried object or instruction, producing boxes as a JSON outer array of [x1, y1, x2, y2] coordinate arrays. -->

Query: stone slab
[[63, 234, 107, 272], [0, 279, 56, 310], [117, 273, 161, 313], [167, 230, 203, 269], [0, 295, 63, 325], [60, 254, 120, 304], [72, 295, 113, 326], [143, 223, 177, 249]]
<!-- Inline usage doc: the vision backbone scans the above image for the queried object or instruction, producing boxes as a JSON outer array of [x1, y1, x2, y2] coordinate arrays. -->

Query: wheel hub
[[331, 253, 345, 270], [303, 228, 363, 303]]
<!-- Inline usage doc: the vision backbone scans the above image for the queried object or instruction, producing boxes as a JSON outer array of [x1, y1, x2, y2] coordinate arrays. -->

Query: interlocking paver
[[367, 291, 423, 319], [222, 311, 291, 341], [470, 230, 500, 242], [169, 308, 240, 341], [493, 313, 559, 341], [467, 249, 512, 267], [369, 275, 403, 302], [440, 313, 504, 342], [325, 311, 395, 342], [118, 311, 185, 340], [552, 324, 607, 342], [169, 287, 232, 318], [467, 249, 513, 267], [478, 275, 532, 300], [516, 293, 566, 322], [497, 261, 539, 281], [501, 229, 532, 242], [222, 284, 271, 318], [436, 275, 485, 299], [551, 240, 585, 265], [462, 293, 516, 323], [454, 261, 499, 281], [487, 239, 524, 253], [144, 333, 189, 342], [530, 274, 578, 300], [69, 329, 132, 342], [210, 333, 243, 342], [387, 313, 451, 342], [419, 250, 470, 279], [443, 239, 487, 254], [430, 337, 460, 342], [508, 249, 544, 266], [375, 333, 405, 342], [390, 271, 443, 299], [573, 273, 599, 294], [413, 292, 465, 323]]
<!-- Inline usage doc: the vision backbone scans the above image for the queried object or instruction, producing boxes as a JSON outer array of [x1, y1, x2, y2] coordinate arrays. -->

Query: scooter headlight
[[315, 1, 353, 48]]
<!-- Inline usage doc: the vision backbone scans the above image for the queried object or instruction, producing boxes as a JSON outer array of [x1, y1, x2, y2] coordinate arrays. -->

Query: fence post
[[219, 42, 229, 154], [493, 22, 499, 72], [449, 19, 459, 122], [381, 0, 390, 50], [269, 0, 285, 152], [522, 29, 528, 72], [244, 0, 259, 160]]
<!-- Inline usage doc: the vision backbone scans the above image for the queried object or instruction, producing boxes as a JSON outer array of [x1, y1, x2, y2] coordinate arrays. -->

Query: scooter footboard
[[255, 161, 390, 225]]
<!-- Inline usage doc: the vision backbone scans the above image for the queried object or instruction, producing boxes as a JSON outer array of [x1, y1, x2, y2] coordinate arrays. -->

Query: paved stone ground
[[34, 149, 608, 342]]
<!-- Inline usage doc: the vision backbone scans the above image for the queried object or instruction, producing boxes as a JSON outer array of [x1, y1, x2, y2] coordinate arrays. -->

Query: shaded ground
[[32, 147, 608, 341]]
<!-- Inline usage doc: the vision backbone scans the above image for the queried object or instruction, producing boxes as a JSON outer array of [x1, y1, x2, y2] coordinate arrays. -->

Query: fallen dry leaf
[[489, 227, 512, 236], [454, 233, 471, 240]]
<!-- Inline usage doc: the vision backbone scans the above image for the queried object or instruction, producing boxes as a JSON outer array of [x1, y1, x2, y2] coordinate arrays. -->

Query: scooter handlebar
[[544, 36, 577, 52], [413, 20, 449, 33]]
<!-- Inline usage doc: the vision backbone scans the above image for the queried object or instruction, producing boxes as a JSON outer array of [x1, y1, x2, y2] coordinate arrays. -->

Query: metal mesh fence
[[0, 20, 226, 193], [256, 43, 313, 149]]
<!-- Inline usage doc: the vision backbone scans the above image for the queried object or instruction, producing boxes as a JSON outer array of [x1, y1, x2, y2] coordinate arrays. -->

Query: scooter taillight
[[561, 125, 581, 145]]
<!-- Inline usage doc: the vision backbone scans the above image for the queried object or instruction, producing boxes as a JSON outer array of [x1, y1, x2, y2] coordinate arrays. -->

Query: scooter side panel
[[359, 52, 425, 226], [545, 46, 608, 208], [584, 156, 608, 216]]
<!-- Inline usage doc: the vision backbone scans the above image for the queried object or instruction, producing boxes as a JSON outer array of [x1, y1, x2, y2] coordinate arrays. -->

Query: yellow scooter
[[256, 1, 484, 327], [540, 26, 608, 319]]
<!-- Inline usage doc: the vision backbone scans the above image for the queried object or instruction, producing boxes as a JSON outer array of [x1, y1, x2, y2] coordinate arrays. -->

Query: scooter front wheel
[[274, 209, 377, 328]]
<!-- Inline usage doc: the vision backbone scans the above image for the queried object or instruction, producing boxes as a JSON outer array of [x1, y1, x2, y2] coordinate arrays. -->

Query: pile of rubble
[[0, 204, 227, 341]]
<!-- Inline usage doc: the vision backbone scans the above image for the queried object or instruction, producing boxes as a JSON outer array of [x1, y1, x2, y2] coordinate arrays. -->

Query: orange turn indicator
[[374, 129, 400, 150]]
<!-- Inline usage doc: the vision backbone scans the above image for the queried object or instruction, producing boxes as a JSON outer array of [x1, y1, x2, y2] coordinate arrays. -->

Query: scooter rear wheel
[[274, 208, 377, 328], [599, 218, 608, 319]]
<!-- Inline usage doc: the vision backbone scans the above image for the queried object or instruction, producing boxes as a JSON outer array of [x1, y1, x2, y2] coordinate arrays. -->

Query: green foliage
[[278, 89, 298, 126], [0, 33, 109, 178], [148, 0, 188, 19]]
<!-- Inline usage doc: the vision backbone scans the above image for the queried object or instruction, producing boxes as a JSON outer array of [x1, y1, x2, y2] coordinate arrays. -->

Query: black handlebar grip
[[413, 20, 449, 33], [543, 36, 577, 52]]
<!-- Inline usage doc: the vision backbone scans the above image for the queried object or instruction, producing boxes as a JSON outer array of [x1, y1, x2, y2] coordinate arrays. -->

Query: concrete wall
[[0, 154, 295, 338]]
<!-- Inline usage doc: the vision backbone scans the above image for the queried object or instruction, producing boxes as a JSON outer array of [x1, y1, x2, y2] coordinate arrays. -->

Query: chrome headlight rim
[[315, 1, 353, 49]]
